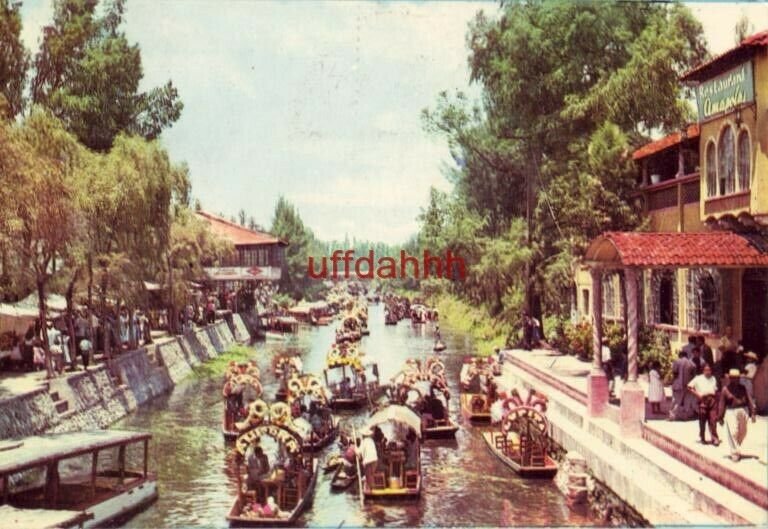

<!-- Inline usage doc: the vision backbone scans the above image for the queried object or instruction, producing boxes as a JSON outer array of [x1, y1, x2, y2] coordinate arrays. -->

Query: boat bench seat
[[404, 470, 418, 489]]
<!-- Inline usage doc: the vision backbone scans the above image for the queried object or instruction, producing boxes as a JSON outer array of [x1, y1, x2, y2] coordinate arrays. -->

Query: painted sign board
[[696, 61, 754, 121], [203, 266, 281, 281]]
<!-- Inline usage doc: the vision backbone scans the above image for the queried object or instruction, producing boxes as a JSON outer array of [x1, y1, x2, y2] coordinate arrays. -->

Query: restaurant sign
[[696, 61, 754, 121], [203, 266, 281, 281]]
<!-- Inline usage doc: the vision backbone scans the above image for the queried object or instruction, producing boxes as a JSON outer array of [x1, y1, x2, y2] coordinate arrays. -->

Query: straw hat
[[728, 369, 741, 378], [744, 351, 758, 361]]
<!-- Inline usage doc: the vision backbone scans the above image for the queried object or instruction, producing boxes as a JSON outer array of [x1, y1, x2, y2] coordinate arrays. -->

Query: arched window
[[602, 274, 617, 318], [737, 129, 751, 191], [718, 126, 735, 195], [686, 269, 719, 333], [705, 141, 717, 197], [650, 269, 677, 325]]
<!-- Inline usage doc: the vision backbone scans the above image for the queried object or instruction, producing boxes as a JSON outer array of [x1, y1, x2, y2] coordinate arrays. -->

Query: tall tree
[[270, 197, 314, 299], [8, 109, 83, 377], [422, 1, 708, 319], [0, 0, 29, 118], [31, 0, 183, 150]]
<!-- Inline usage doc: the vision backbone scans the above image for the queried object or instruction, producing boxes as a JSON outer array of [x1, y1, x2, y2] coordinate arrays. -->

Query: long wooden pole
[[352, 426, 364, 508]]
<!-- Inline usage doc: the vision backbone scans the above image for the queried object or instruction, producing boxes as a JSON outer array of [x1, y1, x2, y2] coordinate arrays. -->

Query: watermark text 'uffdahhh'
[[307, 250, 466, 280]]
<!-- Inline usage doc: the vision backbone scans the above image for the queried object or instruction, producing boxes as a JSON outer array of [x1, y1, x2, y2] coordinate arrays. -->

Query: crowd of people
[[666, 331, 760, 462], [1, 306, 153, 375]]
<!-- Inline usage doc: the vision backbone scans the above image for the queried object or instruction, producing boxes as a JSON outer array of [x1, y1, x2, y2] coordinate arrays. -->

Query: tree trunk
[[87, 253, 93, 309], [65, 271, 79, 371], [37, 279, 54, 379], [167, 254, 177, 335], [128, 306, 137, 350]]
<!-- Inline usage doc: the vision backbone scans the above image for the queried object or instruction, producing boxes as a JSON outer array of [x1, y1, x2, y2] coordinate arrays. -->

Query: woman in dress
[[648, 361, 664, 415]]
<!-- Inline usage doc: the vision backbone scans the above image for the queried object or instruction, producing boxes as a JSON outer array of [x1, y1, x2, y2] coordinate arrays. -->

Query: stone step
[[500, 362, 766, 526], [58, 409, 77, 421], [49, 391, 59, 401], [53, 399, 69, 414]]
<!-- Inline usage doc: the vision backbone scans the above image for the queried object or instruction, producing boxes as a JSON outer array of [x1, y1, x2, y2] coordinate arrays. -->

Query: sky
[[18, 1, 768, 244]]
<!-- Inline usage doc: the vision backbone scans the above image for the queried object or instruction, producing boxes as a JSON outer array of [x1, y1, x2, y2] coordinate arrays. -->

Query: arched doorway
[[742, 269, 768, 357]]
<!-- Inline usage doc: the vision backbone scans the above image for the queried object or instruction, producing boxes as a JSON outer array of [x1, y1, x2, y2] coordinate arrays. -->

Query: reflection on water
[[115, 304, 593, 528]]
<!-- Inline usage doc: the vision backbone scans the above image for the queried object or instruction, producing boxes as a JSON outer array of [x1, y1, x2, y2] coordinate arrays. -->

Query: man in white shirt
[[687, 364, 720, 445], [358, 429, 378, 490]]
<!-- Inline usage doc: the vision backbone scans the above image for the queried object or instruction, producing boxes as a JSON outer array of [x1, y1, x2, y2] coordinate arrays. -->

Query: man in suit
[[669, 350, 697, 420]]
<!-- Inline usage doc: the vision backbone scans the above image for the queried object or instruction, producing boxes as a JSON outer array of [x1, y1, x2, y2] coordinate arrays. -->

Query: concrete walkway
[[500, 348, 768, 524]]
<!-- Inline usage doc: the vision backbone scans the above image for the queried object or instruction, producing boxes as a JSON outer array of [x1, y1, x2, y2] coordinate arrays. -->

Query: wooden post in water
[[353, 426, 364, 508]]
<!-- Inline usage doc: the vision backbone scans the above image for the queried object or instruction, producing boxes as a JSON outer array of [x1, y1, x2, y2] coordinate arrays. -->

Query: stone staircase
[[500, 359, 767, 526]]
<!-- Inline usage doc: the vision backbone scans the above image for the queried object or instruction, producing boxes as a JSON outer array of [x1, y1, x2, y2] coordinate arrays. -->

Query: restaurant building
[[572, 31, 768, 429], [195, 211, 287, 307]]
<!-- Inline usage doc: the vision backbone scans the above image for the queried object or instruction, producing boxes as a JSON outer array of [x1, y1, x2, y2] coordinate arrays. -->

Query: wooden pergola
[[583, 231, 768, 436]]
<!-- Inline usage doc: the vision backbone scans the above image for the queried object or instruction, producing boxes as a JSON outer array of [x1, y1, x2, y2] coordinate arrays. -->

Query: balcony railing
[[704, 190, 751, 216], [641, 173, 700, 212]]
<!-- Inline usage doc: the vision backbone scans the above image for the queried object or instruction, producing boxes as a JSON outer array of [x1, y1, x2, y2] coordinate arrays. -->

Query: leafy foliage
[[0, 0, 29, 118], [30, 0, 183, 150], [419, 2, 708, 335]]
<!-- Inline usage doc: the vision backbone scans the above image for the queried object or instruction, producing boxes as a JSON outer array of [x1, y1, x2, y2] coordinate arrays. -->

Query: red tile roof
[[195, 211, 287, 247], [585, 232, 768, 267], [632, 124, 700, 161], [681, 30, 768, 83]]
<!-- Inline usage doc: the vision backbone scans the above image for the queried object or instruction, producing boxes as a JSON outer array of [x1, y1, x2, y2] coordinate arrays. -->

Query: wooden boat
[[482, 405, 558, 479], [285, 373, 339, 452], [391, 358, 459, 439], [330, 464, 356, 491], [0, 430, 157, 528], [361, 405, 423, 500], [460, 393, 492, 422], [223, 362, 262, 441], [459, 357, 500, 422], [324, 344, 383, 410], [433, 340, 446, 352], [227, 422, 318, 527]]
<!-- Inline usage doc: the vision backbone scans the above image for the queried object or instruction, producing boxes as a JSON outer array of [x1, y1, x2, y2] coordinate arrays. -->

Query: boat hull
[[84, 479, 158, 529], [329, 396, 368, 410], [481, 432, 558, 479], [423, 422, 459, 439], [330, 465, 356, 491], [460, 393, 491, 422], [227, 462, 318, 527]]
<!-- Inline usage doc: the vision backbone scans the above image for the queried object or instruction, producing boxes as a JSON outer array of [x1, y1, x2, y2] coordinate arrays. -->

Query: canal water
[[114, 303, 593, 527]]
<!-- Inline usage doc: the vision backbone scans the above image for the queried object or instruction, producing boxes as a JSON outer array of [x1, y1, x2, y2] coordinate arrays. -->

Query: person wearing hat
[[742, 352, 758, 400], [358, 427, 378, 490], [718, 369, 756, 462]]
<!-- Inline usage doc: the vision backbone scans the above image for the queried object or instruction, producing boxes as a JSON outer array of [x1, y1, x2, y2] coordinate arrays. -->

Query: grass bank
[[191, 344, 256, 378], [428, 294, 510, 356]]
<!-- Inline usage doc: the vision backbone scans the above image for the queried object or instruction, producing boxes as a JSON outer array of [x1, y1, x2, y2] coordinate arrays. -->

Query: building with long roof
[[572, 30, 768, 428]]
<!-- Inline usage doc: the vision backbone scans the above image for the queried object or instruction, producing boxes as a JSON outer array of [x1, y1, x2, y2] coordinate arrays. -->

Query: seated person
[[246, 446, 271, 489], [339, 377, 352, 398], [430, 396, 446, 421]]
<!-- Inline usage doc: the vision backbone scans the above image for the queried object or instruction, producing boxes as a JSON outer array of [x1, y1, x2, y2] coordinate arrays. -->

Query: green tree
[[270, 197, 314, 299], [30, 0, 183, 150], [422, 1, 708, 323], [7, 110, 83, 377], [0, 0, 29, 118]]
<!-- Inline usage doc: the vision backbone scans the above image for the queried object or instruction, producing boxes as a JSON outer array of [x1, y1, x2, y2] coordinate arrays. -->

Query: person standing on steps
[[718, 369, 756, 462], [687, 364, 720, 446]]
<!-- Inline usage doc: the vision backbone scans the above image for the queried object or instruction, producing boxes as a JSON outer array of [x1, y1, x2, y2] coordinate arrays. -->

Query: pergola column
[[620, 267, 645, 437], [587, 268, 608, 417]]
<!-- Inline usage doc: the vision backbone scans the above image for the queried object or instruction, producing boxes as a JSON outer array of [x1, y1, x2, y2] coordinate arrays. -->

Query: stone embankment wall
[[0, 316, 247, 441]]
